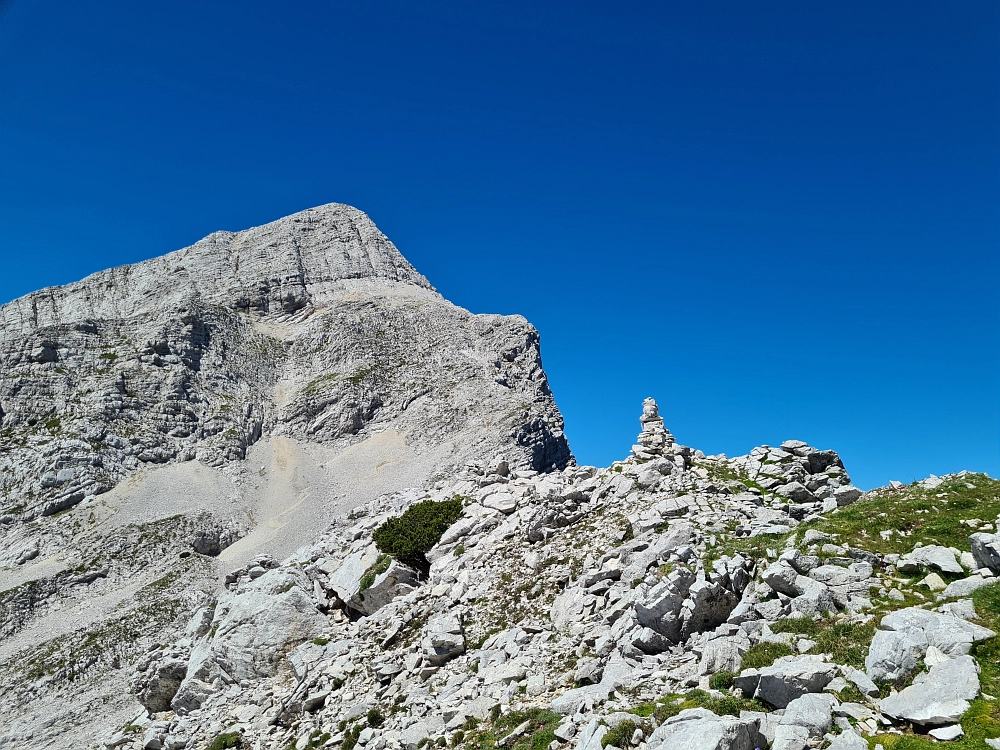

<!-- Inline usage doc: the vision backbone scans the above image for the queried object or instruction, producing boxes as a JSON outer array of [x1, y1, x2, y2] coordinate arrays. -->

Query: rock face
[[645, 708, 767, 750], [0, 203, 570, 528], [0, 204, 572, 749]]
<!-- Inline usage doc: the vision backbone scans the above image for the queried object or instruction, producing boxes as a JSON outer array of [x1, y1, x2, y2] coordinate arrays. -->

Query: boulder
[[865, 629, 928, 683], [575, 719, 608, 750], [824, 730, 868, 750], [879, 655, 980, 726], [482, 492, 518, 514], [941, 575, 994, 598], [833, 485, 863, 506], [326, 545, 381, 603], [644, 707, 767, 750], [778, 692, 836, 737], [348, 558, 419, 615], [680, 580, 741, 638], [171, 567, 326, 713], [400, 717, 445, 750], [970, 532, 1000, 574], [902, 545, 964, 575], [761, 561, 799, 597], [841, 666, 879, 697], [734, 656, 837, 708], [776, 482, 815, 503], [574, 657, 604, 685], [770, 724, 810, 750], [550, 587, 588, 630], [136, 657, 188, 713], [929, 725, 965, 741], [699, 634, 749, 676], [551, 652, 634, 715], [762, 562, 835, 616], [789, 579, 836, 618], [421, 614, 465, 666], [634, 568, 697, 642], [879, 607, 994, 656]]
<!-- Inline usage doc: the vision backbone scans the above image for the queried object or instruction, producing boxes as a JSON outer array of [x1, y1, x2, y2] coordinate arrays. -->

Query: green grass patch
[[796, 474, 1000, 555], [768, 617, 875, 669], [460, 708, 561, 750], [739, 641, 795, 671], [626, 689, 768, 731], [206, 732, 242, 750], [709, 671, 735, 690], [359, 554, 392, 592]]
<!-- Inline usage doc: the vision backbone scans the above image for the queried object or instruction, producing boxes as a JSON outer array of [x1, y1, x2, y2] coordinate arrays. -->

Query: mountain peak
[[0, 203, 432, 337]]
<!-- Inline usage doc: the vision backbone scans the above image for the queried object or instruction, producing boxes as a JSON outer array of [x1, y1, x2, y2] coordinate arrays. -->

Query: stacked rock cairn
[[631, 397, 675, 460]]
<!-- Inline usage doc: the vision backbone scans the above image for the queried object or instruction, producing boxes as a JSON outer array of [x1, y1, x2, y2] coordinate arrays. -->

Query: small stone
[[919, 573, 947, 592], [928, 725, 964, 741]]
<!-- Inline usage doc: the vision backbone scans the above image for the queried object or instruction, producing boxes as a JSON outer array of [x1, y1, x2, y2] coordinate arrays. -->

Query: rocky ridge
[[89, 399, 1000, 750]]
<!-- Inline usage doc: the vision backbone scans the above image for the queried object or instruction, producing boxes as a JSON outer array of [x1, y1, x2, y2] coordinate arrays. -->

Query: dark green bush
[[601, 719, 637, 748], [342, 725, 362, 750], [709, 671, 735, 690], [206, 733, 242, 750], [368, 708, 385, 727], [372, 498, 463, 571]]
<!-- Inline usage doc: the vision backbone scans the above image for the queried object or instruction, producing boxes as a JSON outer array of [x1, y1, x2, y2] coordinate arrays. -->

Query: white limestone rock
[[879, 655, 980, 726], [645, 707, 767, 750], [734, 656, 838, 708]]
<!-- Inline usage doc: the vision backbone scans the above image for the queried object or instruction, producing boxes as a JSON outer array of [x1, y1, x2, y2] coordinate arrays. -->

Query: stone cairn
[[631, 397, 675, 460]]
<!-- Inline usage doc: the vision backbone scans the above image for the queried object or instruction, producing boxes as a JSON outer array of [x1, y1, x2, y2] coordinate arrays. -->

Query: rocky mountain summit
[[0, 205, 570, 747], [1, 206, 999, 750]]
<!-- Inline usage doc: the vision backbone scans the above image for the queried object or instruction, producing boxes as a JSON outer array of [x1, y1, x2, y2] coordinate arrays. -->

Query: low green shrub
[[601, 719, 636, 748], [359, 554, 392, 592], [342, 724, 362, 750], [206, 732, 242, 750], [709, 671, 735, 690], [373, 498, 463, 571]]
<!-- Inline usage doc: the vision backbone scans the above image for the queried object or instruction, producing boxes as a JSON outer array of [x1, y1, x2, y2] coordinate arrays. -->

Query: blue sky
[[1, 1, 997, 488]]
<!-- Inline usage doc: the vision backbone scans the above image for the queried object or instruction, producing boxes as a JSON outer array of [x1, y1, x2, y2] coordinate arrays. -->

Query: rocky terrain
[[0, 205, 570, 747], [1, 206, 999, 750], [89, 399, 1000, 750]]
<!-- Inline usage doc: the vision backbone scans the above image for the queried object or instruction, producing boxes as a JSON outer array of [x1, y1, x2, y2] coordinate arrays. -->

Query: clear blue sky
[[1, 1, 997, 488]]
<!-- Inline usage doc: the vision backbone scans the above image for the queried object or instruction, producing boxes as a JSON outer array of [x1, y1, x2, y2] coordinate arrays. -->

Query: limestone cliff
[[0, 204, 571, 749]]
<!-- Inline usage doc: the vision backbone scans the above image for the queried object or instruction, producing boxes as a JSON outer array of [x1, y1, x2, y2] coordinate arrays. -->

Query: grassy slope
[[697, 474, 1000, 747]]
